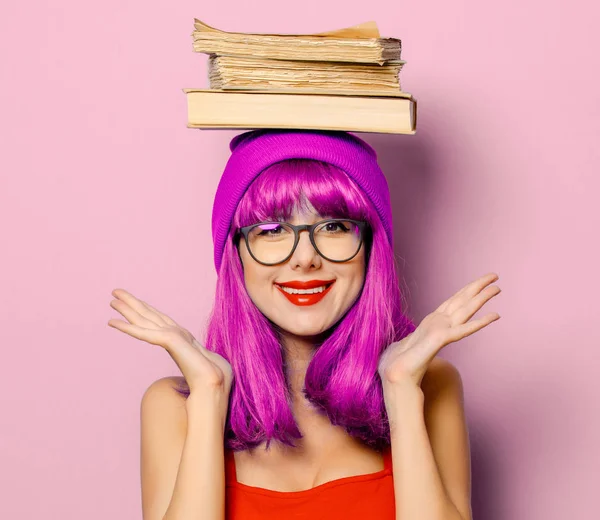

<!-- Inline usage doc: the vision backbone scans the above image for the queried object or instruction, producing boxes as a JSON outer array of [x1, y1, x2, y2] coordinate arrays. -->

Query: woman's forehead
[[287, 200, 336, 222]]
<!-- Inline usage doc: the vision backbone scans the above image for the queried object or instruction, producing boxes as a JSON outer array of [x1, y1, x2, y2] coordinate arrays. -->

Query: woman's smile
[[275, 280, 336, 306]]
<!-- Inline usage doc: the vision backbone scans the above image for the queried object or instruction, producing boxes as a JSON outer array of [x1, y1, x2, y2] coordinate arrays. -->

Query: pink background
[[1, 1, 598, 518]]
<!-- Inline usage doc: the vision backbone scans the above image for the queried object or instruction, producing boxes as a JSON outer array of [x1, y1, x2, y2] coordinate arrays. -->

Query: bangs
[[233, 159, 371, 228]]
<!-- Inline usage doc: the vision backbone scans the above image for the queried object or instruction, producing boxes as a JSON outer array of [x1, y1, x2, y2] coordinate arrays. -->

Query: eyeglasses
[[236, 219, 369, 266]]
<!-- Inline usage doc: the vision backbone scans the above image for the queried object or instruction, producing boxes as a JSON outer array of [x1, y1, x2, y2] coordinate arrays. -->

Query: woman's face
[[238, 204, 366, 338]]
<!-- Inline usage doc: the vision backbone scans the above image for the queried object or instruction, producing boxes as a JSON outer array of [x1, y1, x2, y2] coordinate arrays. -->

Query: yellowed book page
[[193, 19, 380, 39], [192, 21, 400, 64], [313, 21, 380, 38], [208, 56, 404, 92], [210, 56, 405, 70], [212, 82, 402, 93], [183, 88, 412, 99]]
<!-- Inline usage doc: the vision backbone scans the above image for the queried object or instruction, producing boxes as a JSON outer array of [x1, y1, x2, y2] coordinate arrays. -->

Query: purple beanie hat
[[211, 129, 393, 273]]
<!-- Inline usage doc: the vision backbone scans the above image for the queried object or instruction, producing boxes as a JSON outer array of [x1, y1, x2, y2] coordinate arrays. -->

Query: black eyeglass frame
[[235, 218, 369, 266]]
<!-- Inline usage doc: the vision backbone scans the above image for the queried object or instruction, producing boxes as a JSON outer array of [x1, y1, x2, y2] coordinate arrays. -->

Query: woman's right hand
[[107, 288, 233, 396]]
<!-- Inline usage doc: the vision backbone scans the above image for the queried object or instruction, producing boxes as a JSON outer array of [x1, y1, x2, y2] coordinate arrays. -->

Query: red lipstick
[[275, 279, 335, 307]]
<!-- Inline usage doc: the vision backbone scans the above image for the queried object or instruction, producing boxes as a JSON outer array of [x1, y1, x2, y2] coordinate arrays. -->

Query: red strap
[[383, 444, 393, 471], [224, 448, 237, 483]]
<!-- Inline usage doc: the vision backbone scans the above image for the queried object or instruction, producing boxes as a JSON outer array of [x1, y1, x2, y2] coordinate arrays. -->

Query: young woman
[[108, 130, 501, 520]]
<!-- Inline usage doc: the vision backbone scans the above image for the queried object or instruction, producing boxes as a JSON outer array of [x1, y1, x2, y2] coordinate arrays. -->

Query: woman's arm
[[378, 273, 498, 520], [141, 378, 229, 520], [383, 359, 471, 520], [106, 289, 233, 520]]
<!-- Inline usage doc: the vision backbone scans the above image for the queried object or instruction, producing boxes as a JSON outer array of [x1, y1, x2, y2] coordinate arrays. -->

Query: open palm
[[108, 289, 232, 394], [378, 272, 501, 388]]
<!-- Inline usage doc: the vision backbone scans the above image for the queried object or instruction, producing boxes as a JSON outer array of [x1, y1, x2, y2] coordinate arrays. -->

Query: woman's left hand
[[377, 272, 502, 389]]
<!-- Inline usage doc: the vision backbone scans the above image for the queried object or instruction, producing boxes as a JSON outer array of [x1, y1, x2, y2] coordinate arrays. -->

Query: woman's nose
[[290, 230, 321, 267]]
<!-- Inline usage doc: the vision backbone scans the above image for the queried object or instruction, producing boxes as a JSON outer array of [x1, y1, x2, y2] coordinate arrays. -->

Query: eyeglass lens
[[246, 220, 362, 264]]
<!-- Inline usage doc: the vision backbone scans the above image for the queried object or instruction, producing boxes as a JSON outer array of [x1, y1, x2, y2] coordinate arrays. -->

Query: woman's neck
[[280, 332, 321, 397]]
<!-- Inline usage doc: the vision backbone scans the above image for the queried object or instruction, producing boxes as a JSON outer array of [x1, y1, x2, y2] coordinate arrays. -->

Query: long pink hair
[[176, 159, 415, 451]]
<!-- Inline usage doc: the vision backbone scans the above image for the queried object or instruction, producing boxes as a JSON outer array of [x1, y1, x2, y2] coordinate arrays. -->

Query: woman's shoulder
[[421, 357, 462, 395], [141, 376, 188, 408], [140, 377, 189, 446]]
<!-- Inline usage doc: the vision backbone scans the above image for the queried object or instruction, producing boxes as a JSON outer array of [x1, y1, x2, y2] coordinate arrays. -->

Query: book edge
[[181, 88, 413, 99]]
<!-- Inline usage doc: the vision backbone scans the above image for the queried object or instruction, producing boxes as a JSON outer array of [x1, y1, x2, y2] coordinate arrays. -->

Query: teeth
[[278, 285, 328, 295]]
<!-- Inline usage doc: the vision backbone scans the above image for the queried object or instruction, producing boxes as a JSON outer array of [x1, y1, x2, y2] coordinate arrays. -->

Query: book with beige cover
[[208, 56, 405, 94], [184, 89, 416, 134], [192, 19, 401, 64]]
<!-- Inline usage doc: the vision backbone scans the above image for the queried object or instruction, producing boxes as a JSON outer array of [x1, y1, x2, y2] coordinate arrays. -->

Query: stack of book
[[183, 20, 417, 134]]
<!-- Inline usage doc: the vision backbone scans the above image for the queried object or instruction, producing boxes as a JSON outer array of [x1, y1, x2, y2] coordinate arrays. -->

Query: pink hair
[[176, 159, 415, 452]]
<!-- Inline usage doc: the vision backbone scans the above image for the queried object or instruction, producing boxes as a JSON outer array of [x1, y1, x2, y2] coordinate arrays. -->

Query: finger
[[446, 312, 500, 343], [452, 284, 501, 325], [446, 273, 499, 315], [110, 298, 159, 329], [107, 319, 168, 346], [439, 272, 498, 312], [436, 272, 499, 314], [108, 318, 210, 370], [111, 289, 168, 327], [141, 300, 180, 328]]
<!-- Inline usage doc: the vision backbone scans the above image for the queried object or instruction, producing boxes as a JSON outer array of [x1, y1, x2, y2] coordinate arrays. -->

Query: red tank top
[[225, 445, 395, 519]]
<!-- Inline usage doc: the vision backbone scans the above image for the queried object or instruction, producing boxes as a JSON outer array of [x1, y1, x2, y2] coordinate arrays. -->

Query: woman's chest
[[231, 443, 387, 492]]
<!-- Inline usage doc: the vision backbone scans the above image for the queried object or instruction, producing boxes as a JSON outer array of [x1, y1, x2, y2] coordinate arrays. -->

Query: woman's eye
[[325, 222, 347, 232], [257, 225, 283, 236]]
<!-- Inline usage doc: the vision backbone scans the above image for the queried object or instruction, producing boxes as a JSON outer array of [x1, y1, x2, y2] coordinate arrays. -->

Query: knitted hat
[[212, 129, 393, 273]]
